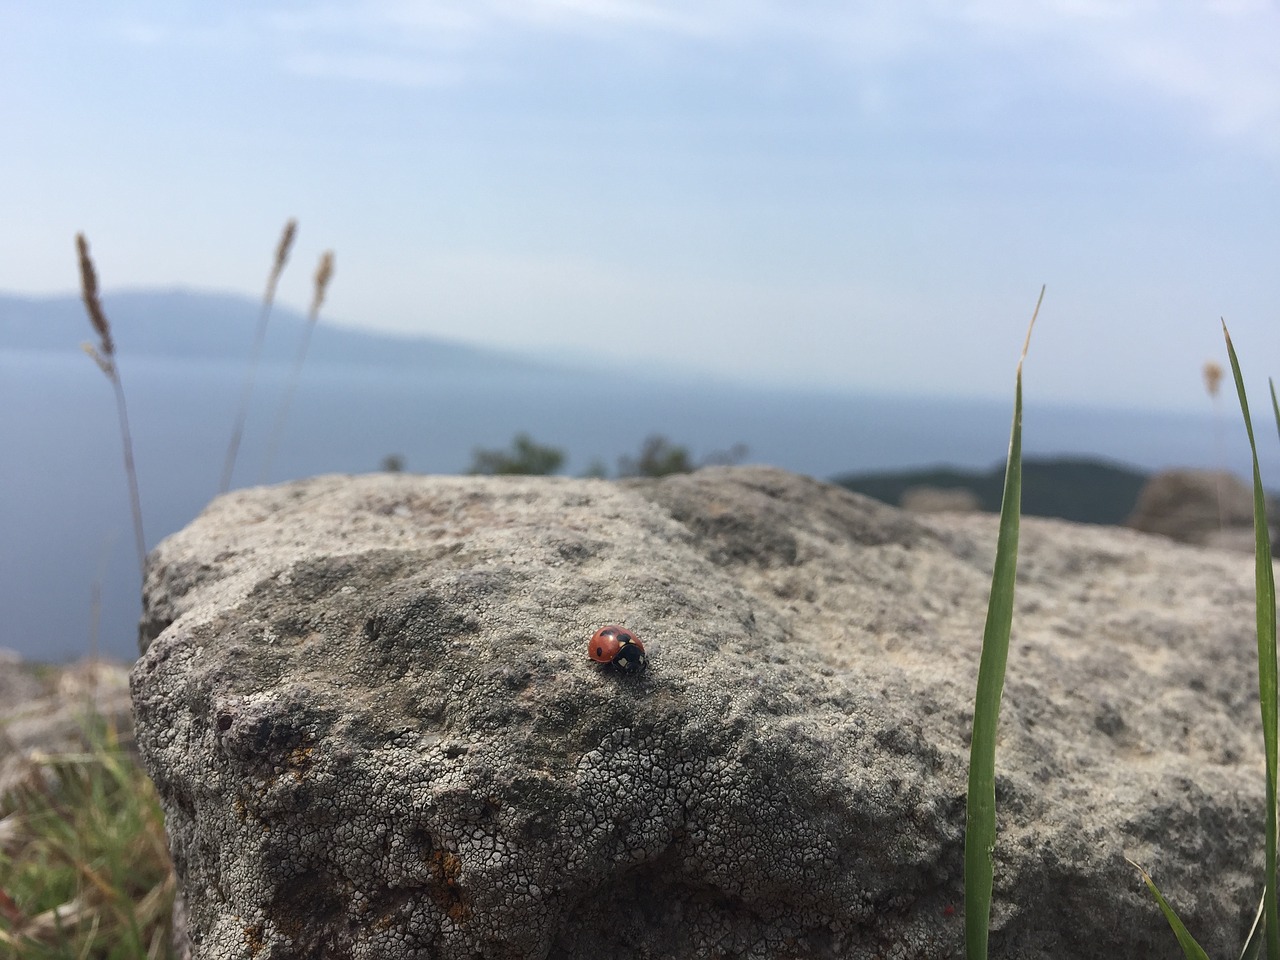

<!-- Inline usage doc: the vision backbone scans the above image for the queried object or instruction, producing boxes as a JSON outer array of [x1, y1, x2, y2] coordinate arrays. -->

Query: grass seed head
[[274, 218, 298, 275], [1203, 360, 1223, 399], [310, 250, 334, 317], [75, 233, 114, 357]]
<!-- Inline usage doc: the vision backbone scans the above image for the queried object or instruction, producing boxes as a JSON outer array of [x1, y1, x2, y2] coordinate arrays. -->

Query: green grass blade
[[1241, 381, 1280, 960], [1223, 322, 1279, 960], [965, 286, 1042, 959], [1127, 859, 1213, 960], [1270, 379, 1280, 446], [1241, 891, 1266, 960]]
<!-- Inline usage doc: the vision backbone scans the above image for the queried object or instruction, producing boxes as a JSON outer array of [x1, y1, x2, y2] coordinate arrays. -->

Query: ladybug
[[588, 625, 648, 673]]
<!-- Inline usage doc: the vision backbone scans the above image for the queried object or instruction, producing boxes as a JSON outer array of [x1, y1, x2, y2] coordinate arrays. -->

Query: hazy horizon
[[2, 283, 1267, 418]]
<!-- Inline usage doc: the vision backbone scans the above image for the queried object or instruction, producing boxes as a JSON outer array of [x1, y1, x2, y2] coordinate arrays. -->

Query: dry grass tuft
[[0, 712, 177, 960]]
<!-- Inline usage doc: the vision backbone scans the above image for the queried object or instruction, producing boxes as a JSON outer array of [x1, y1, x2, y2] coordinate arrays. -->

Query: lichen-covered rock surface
[[133, 466, 1267, 959]]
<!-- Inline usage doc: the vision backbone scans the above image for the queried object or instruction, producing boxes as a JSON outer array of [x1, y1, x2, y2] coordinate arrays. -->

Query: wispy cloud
[[948, 1, 1280, 150], [105, 1, 1280, 154]]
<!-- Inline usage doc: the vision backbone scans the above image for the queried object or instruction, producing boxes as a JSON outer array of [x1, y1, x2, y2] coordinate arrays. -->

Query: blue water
[[0, 348, 1253, 662]]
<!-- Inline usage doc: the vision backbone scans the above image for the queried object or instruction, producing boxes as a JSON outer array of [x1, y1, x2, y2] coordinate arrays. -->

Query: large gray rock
[[132, 467, 1269, 959]]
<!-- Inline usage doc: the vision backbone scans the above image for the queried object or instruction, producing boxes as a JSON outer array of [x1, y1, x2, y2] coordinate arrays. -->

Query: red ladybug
[[588, 625, 648, 673]]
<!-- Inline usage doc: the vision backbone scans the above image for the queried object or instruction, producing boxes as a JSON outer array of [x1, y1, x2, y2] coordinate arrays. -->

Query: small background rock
[[900, 485, 982, 514], [1125, 468, 1270, 546]]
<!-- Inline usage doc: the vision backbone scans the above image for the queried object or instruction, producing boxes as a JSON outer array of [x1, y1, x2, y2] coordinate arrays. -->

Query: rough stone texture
[[133, 467, 1270, 959], [1125, 468, 1266, 545]]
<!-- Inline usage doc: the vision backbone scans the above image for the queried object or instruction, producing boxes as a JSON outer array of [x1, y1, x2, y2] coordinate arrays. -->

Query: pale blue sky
[[3, 1, 1279, 410]]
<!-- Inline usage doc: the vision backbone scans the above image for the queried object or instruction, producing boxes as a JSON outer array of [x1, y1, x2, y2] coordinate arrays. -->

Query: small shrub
[[469, 433, 566, 476]]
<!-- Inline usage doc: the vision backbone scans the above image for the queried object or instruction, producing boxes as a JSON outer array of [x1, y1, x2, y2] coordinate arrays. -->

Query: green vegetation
[[616, 434, 694, 477], [468, 432, 567, 475], [1122, 328, 1280, 959], [0, 712, 176, 959], [834, 456, 1148, 525], [467, 432, 747, 478], [964, 287, 1038, 957], [964, 310, 1280, 958]]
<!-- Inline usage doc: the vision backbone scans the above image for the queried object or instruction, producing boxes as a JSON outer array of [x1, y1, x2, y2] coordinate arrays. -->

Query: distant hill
[[0, 288, 559, 374], [833, 457, 1150, 525]]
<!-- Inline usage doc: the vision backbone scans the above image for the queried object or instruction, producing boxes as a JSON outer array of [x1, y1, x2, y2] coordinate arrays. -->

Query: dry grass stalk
[[219, 218, 298, 493], [260, 250, 335, 483], [75, 233, 147, 583], [1204, 358, 1227, 530]]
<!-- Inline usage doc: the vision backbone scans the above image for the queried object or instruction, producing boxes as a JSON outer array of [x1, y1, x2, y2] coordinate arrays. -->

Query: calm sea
[[0, 349, 1252, 662]]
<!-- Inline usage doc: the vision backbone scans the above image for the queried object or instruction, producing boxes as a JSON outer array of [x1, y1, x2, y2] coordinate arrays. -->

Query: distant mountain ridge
[[0, 288, 559, 374], [834, 457, 1151, 525]]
